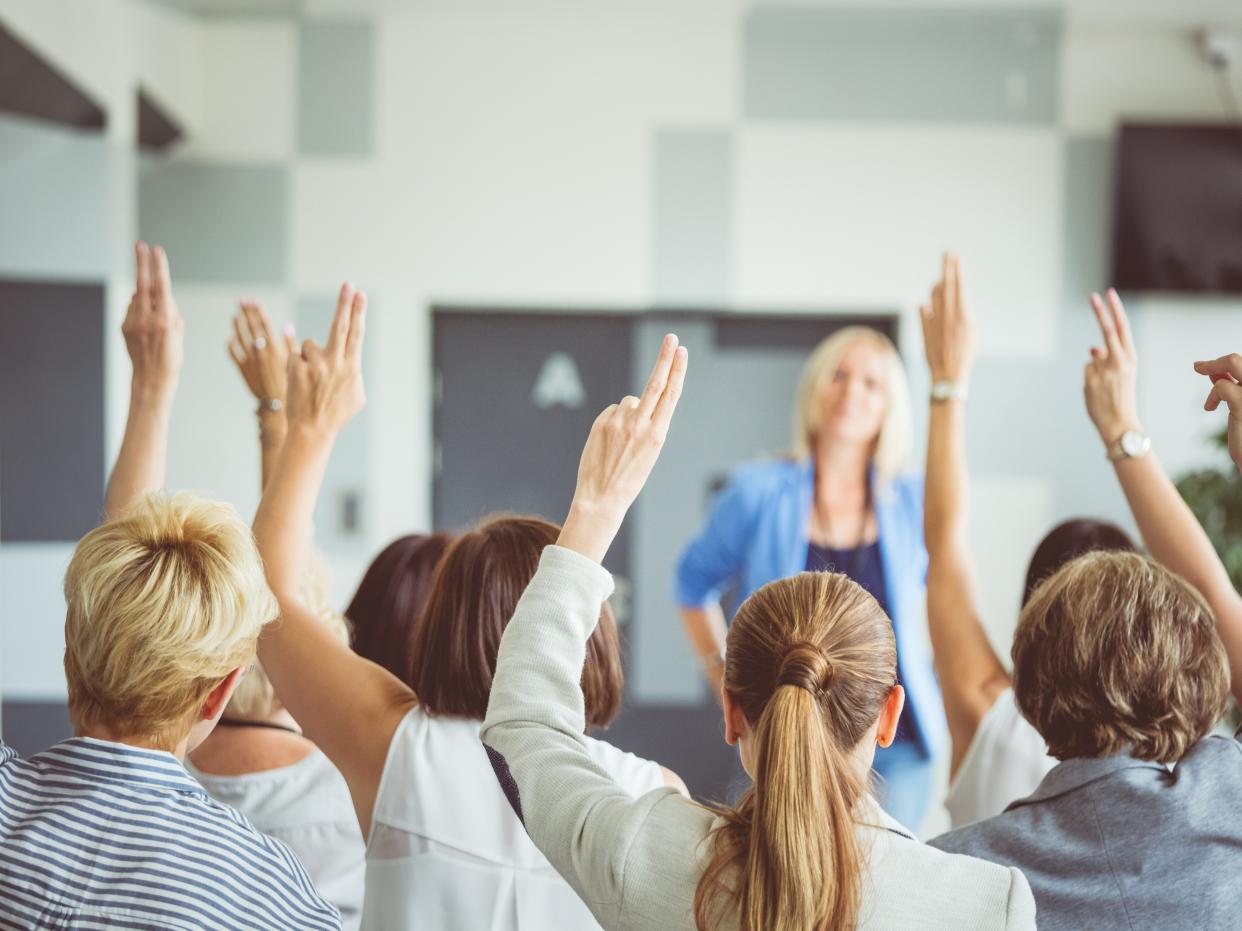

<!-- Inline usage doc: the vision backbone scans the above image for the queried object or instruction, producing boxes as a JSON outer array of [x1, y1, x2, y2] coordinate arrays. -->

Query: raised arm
[[104, 242, 184, 519], [1083, 297, 1242, 703], [228, 301, 296, 487], [252, 283, 415, 836], [482, 336, 691, 924], [920, 253, 1010, 777]]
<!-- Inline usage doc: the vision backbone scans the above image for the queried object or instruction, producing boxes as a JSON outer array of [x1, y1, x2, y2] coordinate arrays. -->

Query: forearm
[[253, 425, 332, 601], [257, 412, 288, 489], [680, 605, 727, 699], [924, 402, 970, 555], [105, 381, 175, 519], [1113, 451, 1242, 699]]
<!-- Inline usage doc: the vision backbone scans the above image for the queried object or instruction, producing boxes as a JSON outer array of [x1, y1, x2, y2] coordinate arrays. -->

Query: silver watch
[[930, 379, 968, 403], [1106, 429, 1151, 462]]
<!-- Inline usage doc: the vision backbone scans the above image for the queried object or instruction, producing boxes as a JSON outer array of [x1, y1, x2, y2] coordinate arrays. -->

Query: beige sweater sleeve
[[480, 546, 700, 930]]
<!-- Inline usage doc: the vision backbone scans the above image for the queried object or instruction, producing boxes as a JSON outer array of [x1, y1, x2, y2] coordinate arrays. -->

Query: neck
[[813, 436, 871, 496], [75, 723, 187, 761], [223, 707, 302, 733]]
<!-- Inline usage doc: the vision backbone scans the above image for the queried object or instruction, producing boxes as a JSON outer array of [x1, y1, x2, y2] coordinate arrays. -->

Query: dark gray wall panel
[[0, 22, 105, 132], [298, 20, 375, 156], [138, 161, 288, 284], [0, 279, 105, 542], [0, 700, 72, 758], [744, 6, 1062, 124]]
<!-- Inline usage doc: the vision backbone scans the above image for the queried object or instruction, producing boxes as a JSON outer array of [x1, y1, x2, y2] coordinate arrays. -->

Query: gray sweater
[[481, 546, 1037, 930]]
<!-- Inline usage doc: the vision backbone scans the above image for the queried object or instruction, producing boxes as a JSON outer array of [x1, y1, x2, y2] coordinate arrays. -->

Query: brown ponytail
[[694, 573, 896, 931]]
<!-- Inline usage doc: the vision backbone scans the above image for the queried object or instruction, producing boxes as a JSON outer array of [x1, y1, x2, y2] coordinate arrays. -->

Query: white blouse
[[361, 707, 663, 931], [944, 687, 1057, 829], [188, 748, 366, 930]]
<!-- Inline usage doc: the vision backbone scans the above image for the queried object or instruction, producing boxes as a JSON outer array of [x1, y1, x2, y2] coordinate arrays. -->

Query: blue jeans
[[871, 738, 934, 833]]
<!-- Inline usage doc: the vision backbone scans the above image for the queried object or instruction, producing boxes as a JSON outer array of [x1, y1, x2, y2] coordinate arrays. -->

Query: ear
[[875, 685, 905, 749], [722, 689, 749, 746], [199, 667, 246, 723]]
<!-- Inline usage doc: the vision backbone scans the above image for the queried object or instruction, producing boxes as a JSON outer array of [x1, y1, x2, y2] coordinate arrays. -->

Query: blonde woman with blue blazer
[[677, 327, 946, 830]]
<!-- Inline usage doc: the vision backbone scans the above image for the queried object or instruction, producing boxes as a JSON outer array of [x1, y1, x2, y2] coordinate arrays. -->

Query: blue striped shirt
[[0, 736, 341, 930]]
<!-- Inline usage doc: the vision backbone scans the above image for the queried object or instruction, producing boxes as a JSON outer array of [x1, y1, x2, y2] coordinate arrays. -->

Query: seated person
[[0, 243, 339, 930], [191, 301, 367, 928], [479, 335, 1036, 930], [248, 287, 685, 931], [919, 257, 1242, 826]]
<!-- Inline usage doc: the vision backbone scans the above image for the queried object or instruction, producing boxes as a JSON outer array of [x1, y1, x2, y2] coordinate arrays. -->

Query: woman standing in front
[[676, 326, 945, 830]]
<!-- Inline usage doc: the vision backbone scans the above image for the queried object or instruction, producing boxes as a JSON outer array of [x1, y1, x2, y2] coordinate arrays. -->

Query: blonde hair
[[791, 326, 912, 483], [226, 548, 350, 719], [63, 493, 277, 746], [695, 572, 896, 931], [1013, 551, 1229, 763]]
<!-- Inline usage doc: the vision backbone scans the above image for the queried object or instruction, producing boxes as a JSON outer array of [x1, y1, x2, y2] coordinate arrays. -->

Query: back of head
[[1013, 550, 1228, 763], [409, 515, 623, 726], [696, 572, 896, 931], [1022, 518, 1137, 606], [227, 548, 350, 719], [63, 493, 277, 747], [347, 533, 454, 684]]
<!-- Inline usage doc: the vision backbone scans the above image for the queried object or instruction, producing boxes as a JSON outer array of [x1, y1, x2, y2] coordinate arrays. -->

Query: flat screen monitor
[[1111, 123, 1242, 294]]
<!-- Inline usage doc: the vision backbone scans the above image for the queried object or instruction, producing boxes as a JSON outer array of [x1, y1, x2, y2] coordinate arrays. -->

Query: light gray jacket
[[482, 545, 1036, 930]]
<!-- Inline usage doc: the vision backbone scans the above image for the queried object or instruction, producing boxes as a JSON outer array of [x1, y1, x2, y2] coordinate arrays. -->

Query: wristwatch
[[930, 379, 968, 403], [1106, 429, 1151, 462]]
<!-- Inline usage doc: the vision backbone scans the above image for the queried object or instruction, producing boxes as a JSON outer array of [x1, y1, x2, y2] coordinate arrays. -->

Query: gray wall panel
[[652, 130, 733, 305], [744, 6, 1062, 124], [138, 160, 289, 284], [298, 20, 375, 156]]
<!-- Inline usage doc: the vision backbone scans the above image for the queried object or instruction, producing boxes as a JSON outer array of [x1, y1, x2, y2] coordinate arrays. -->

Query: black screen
[[1112, 123, 1242, 294]]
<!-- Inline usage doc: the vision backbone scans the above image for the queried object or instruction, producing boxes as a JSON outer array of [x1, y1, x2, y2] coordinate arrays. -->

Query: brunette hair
[[347, 533, 454, 684], [695, 572, 896, 931], [1013, 550, 1229, 763], [1022, 518, 1138, 606], [409, 515, 623, 726]]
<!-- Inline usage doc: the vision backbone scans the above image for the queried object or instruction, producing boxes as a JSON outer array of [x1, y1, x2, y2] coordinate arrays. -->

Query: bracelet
[[930, 379, 968, 403], [257, 398, 283, 414]]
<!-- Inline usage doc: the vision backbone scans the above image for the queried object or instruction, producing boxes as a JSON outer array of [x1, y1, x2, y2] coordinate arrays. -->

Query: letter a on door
[[532, 351, 586, 410]]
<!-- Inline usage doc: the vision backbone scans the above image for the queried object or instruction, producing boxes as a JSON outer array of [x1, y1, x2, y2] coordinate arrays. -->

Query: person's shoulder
[[0, 741, 17, 767], [729, 455, 807, 493], [880, 470, 924, 507]]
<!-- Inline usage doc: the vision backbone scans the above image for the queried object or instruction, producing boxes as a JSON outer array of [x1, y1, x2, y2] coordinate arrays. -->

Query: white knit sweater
[[481, 545, 1036, 930]]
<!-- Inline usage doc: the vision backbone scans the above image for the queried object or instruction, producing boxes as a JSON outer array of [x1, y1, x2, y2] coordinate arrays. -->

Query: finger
[[152, 246, 172, 308], [651, 346, 688, 438], [283, 322, 298, 355], [345, 291, 367, 362], [1105, 288, 1132, 352], [1213, 379, 1242, 414], [327, 282, 355, 357], [593, 403, 619, 428], [239, 303, 262, 345], [918, 303, 932, 346], [1089, 293, 1121, 358], [301, 339, 324, 363], [1089, 346, 1106, 361], [228, 339, 247, 368], [944, 252, 960, 315], [638, 334, 678, 417], [232, 314, 251, 351], [134, 242, 151, 311], [250, 300, 276, 347], [1194, 355, 1242, 383]]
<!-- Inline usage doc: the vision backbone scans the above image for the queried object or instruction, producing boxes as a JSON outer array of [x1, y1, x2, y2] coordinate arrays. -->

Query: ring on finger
[[253, 336, 267, 351]]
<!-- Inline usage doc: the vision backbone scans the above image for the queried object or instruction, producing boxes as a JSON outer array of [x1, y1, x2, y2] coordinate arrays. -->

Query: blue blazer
[[675, 457, 946, 760]]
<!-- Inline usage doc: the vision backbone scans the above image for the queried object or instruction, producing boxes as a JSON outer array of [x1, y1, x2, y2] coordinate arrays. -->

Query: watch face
[[1122, 431, 1145, 456]]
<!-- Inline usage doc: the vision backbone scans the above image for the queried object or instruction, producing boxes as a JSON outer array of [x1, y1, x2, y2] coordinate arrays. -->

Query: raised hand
[[1193, 354, 1242, 471], [228, 300, 296, 407], [919, 252, 975, 384], [1083, 288, 1141, 446], [122, 241, 183, 397], [284, 283, 367, 439], [557, 334, 688, 564]]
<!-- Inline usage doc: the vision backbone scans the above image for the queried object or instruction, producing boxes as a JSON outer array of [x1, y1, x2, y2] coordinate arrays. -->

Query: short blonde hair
[[63, 493, 277, 745], [1012, 551, 1229, 763], [226, 549, 350, 719], [791, 326, 912, 483]]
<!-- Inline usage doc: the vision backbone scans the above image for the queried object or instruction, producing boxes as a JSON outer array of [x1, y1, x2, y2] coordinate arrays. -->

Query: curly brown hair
[[1012, 550, 1228, 763]]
